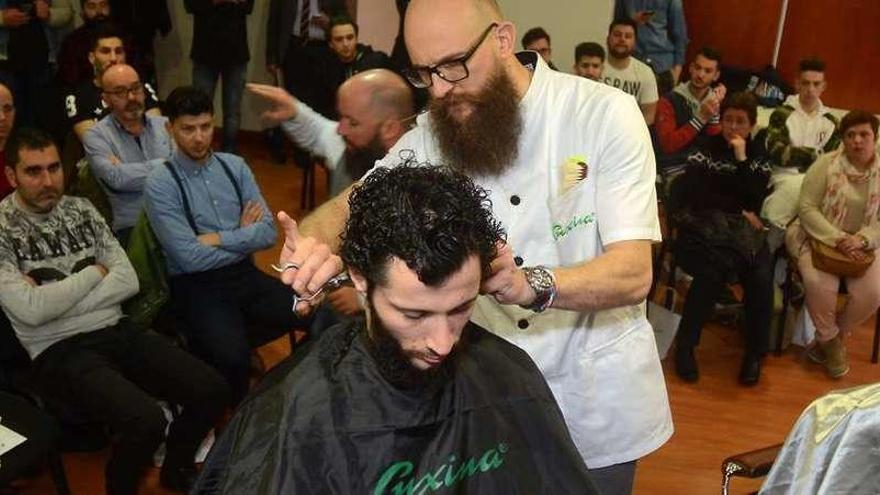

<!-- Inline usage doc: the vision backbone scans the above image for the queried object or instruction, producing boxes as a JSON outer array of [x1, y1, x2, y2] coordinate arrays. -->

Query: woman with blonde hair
[[787, 110, 880, 378]]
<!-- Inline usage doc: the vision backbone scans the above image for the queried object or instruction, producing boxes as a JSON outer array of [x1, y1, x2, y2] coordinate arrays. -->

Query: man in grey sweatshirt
[[0, 127, 229, 494]]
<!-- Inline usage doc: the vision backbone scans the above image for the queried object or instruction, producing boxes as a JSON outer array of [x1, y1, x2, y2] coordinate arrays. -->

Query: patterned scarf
[[820, 149, 880, 230]]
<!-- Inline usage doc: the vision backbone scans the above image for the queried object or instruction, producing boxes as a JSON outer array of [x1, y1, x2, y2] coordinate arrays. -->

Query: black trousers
[[283, 36, 333, 118], [676, 244, 774, 356], [170, 261, 306, 403], [31, 325, 229, 495]]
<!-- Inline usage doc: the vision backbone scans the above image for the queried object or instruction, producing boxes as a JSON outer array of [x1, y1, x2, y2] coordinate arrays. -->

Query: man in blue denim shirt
[[614, 0, 688, 94], [83, 63, 172, 244], [144, 85, 305, 403]]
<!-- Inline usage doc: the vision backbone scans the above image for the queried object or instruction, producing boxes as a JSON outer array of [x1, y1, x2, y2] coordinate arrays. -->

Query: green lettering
[[374, 461, 414, 495]]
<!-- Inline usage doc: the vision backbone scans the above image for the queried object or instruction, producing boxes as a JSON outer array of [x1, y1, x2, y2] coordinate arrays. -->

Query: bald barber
[[83, 64, 173, 244], [272, 1, 672, 493]]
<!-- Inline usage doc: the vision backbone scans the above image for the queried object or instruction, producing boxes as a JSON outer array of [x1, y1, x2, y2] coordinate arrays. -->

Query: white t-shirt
[[374, 53, 673, 469], [602, 57, 659, 106]]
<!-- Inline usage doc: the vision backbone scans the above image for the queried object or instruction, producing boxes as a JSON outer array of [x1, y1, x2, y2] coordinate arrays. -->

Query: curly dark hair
[[340, 163, 506, 287]]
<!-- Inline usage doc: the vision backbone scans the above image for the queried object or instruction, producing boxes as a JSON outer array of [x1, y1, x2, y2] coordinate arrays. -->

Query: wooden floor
[[12, 135, 879, 494]]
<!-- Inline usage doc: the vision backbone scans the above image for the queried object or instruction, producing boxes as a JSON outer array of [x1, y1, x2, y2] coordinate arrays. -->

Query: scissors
[[270, 262, 353, 311]]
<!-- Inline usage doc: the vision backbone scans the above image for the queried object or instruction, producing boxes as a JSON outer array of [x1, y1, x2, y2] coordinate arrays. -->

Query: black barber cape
[[193, 320, 597, 494]]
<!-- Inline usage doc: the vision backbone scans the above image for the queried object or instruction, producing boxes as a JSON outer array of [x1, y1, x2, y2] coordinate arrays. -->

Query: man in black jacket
[[317, 15, 392, 118], [185, 0, 254, 154]]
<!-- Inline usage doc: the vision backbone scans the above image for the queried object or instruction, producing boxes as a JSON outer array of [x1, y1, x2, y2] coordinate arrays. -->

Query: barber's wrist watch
[[519, 265, 557, 313]]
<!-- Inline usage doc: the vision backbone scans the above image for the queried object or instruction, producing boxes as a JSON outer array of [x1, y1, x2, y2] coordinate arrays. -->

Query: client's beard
[[429, 65, 523, 177], [362, 305, 464, 390]]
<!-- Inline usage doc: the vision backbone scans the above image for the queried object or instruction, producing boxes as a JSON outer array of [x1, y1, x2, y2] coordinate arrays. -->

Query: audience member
[[195, 165, 598, 494], [0, 0, 73, 126], [614, 0, 688, 94], [0, 391, 60, 488], [672, 92, 773, 386], [249, 69, 413, 320], [185, 0, 254, 155], [654, 46, 725, 171], [762, 58, 841, 241], [82, 64, 172, 244], [0, 127, 229, 494], [573, 41, 604, 81], [106, 0, 170, 87], [57, 0, 123, 87], [319, 15, 392, 117], [603, 18, 658, 124], [266, 0, 346, 116], [0, 83, 14, 198], [279, 1, 672, 492], [521, 26, 556, 70], [144, 86, 307, 403], [251, 69, 413, 197], [64, 23, 159, 141], [787, 110, 880, 379]]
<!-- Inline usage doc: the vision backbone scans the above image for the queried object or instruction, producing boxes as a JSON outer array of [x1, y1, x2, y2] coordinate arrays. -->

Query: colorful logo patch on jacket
[[561, 155, 589, 195]]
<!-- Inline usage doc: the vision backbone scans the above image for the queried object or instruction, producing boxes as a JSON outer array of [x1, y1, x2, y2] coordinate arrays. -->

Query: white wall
[[500, 0, 613, 73], [139, 0, 613, 132]]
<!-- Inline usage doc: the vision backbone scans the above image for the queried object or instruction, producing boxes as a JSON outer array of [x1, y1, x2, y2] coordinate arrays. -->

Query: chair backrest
[[71, 161, 113, 226], [122, 211, 170, 332]]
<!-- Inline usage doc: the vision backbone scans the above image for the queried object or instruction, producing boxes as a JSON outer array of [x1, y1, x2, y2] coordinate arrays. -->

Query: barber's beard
[[430, 66, 522, 177], [344, 135, 386, 181], [362, 304, 463, 391]]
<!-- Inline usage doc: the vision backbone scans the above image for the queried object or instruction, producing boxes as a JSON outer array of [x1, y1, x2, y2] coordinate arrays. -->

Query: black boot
[[738, 353, 762, 386], [675, 345, 699, 383]]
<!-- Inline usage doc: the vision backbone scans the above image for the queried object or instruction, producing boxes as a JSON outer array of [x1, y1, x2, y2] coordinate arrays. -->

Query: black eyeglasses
[[403, 23, 498, 89], [103, 82, 144, 98]]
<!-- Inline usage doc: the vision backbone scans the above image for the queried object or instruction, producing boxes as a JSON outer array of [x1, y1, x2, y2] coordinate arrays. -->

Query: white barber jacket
[[375, 53, 673, 468]]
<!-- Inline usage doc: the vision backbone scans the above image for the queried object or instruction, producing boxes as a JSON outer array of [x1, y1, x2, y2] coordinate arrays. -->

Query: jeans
[[31, 324, 229, 495], [170, 261, 308, 403], [192, 61, 247, 153]]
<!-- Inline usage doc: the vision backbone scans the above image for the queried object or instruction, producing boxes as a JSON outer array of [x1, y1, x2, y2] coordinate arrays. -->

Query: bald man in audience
[[64, 23, 160, 142], [249, 68, 414, 317], [82, 64, 172, 244]]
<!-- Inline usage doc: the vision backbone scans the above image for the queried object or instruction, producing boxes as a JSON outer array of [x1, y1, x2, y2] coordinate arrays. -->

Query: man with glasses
[[275, 0, 672, 493], [82, 63, 172, 244], [64, 23, 160, 142]]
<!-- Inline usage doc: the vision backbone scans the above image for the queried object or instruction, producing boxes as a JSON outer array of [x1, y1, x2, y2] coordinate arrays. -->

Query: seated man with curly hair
[[193, 165, 597, 494]]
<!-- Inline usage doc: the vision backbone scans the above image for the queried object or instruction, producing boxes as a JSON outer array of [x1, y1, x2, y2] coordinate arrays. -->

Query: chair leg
[[775, 267, 792, 356], [47, 450, 70, 495], [872, 308, 879, 364]]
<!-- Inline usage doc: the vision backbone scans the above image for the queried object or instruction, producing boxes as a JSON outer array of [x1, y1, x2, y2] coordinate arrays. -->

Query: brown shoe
[[819, 335, 849, 378]]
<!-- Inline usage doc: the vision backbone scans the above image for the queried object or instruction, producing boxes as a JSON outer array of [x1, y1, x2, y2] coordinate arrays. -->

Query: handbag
[[810, 239, 875, 278]]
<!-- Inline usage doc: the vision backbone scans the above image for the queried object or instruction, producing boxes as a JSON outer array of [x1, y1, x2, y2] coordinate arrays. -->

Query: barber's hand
[[2, 8, 31, 27], [197, 233, 221, 246], [277, 211, 344, 314], [247, 83, 299, 124], [239, 201, 264, 227], [480, 242, 535, 306], [327, 287, 362, 316], [713, 83, 727, 103], [34, 0, 49, 20], [729, 135, 747, 161], [741, 210, 765, 232]]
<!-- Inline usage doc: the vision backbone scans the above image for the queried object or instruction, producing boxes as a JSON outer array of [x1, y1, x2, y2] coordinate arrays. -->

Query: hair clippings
[[271, 263, 353, 310]]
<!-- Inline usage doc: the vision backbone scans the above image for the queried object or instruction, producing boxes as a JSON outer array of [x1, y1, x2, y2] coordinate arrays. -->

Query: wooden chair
[[721, 443, 783, 495]]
